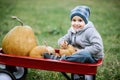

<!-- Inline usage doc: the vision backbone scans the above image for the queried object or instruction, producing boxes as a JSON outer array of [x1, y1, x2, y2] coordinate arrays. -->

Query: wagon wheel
[[71, 73, 85, 80], [0, 69, 16, 80], [0, 64, 6, 69], [71, 74, 96, 80], [85, 75, 96, 80], [6, 65, 28, 80], [13, 67, 28, 80]]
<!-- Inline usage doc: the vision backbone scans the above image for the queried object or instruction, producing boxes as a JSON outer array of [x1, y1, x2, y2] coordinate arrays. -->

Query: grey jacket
[[58, 21, 104, 60]]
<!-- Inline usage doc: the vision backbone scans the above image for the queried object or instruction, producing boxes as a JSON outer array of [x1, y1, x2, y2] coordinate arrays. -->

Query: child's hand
[[60, 40, 68, 49]]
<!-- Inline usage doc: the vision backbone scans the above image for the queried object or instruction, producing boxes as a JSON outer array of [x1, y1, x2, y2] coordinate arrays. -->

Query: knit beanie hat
[[70, 6, 90, 24]]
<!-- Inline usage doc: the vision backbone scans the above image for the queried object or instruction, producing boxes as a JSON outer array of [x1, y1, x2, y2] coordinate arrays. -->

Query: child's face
[[71, 16, 86, 30]]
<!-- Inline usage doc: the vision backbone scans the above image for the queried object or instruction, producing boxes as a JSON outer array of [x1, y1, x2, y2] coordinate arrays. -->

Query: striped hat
[[70, 6, 90, 24]]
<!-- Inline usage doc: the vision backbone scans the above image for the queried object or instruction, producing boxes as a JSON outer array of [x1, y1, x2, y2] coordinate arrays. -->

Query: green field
[[0, 0, 120, 80]]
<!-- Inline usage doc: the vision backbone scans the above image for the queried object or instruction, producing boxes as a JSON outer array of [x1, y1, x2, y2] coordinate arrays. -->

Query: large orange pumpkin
[[2, 16, 37, 56]]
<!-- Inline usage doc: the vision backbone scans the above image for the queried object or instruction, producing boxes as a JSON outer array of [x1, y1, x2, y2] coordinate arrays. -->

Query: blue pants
[[61, 51, 96, 63], [60, 51, 97, 79]]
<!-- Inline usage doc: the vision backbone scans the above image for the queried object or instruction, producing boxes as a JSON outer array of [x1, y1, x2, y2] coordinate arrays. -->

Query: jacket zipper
[[74, 33, 77, 45]]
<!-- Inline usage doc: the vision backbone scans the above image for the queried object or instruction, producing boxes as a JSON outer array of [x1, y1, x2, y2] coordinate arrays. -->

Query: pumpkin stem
[[43, 41, 47, 47], [11, 16, 25, 26]]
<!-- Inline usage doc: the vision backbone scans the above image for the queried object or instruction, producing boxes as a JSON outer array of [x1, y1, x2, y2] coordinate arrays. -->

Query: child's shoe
[[43, 53, 61, 60]]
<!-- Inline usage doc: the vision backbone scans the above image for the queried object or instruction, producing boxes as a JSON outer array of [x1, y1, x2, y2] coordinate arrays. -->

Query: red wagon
[[0, 48, 102, 80]]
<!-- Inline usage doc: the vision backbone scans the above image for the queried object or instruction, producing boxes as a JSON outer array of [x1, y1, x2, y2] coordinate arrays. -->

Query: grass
[[0, 0, 120, 80]]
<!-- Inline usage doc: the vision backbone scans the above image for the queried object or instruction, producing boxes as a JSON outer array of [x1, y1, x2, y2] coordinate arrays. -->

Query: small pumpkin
[[67, 45, 76, 54], [42, 42, 55, 54], [46, 46, 55, 54], [59, 41, 77, 56], [60, 40, 68, 49], [29, 46, 48, 58], [2, 16, 37, 56], [29, 45, 55, 58], [59, 49, 71, 56]]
